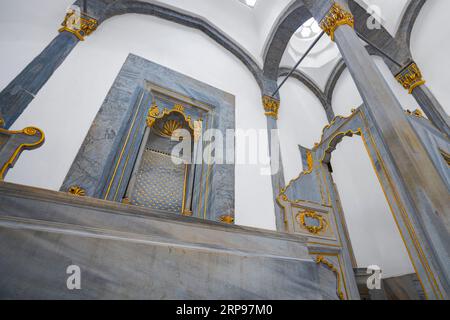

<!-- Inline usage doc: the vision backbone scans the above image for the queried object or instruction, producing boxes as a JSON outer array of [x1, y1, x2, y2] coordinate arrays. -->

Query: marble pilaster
[[303, 0, 450, 299]]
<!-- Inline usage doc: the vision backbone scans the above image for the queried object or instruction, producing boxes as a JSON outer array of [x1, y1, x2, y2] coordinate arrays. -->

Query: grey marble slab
[[0, 181, 332, 299]]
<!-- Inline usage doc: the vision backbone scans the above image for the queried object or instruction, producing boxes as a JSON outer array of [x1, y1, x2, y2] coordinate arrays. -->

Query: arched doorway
[[328, 133, 420, 299]]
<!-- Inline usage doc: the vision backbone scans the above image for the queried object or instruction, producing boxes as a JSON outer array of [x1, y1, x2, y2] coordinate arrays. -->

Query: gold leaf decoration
[[68, 186, 86, 196], [320, 3, 354, 41], [160, 120, 183, 137], [395, 62, 425, 94], [220, 215, 235, 224]]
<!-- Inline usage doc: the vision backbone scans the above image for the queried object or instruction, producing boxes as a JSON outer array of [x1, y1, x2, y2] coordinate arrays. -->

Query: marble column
[[395, 62, 450, 136], [304, 0, 450, 299], [0, 9, 97, 129], [412, 86, 450, 136], [262, 95, 287, 232], [183, 119, 203, 217]]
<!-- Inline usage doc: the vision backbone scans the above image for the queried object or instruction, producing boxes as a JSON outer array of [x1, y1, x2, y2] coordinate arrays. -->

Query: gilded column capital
[[262, 95, 280, 120], [395, 62, 426, 94], [319, 2, 354, 41], [59, 9, 98, 41]]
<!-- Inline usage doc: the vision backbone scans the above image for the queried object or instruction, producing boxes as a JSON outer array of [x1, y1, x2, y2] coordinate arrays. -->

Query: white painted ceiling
[[152, 0, 412, 85]]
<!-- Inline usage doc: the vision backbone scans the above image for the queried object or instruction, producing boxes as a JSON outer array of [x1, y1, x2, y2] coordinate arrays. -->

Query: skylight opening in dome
[[238, 0, 257, 8], [296, 18, 321, 39]]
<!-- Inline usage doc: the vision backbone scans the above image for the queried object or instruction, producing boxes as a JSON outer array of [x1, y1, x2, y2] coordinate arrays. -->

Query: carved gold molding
[[157, 119, 183, 138], [147, 104, 161, 128], [313, 108, 358, 150], [59, 9, 98, 41], [315, 255, 344, 300], [68, 186, 86, 196], [262, 96, 280, 120], [305, 150, 314, 173], [406, 109, 424, 118], [277, 110, 360, 216], [220, 215, 235, 224], [320, 128, 362, 164], [297, 210, 328, 234], [147, 103, 196, 132], [182, 210, 193, 217], [0, 127, 45, 180], [395, 62, 425, 94], [320, 3, 354, 41]]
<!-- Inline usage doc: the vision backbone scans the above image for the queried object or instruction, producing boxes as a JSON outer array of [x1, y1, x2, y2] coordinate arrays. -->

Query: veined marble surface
[[0, 181, 330, 299]]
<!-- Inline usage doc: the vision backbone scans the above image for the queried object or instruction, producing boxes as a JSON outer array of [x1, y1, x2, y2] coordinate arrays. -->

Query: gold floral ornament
[[395, 62, 425, 94], [297, 210, 327, 234], [59, 8, 98, 41], [147, 104, 161, 127], [262, 95, 280, 120], [23, 127, 37, 135], [315, 256, 345, 300], [320, 3, 354, 41], [305, 150, 314, 173], [68, 186, 86, 196], [220, 215, 235, 224], [159, 120, 183, 137], [146, 103, 195, 131]]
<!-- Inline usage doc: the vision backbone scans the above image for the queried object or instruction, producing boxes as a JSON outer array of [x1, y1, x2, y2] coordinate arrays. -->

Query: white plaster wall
[[153, 0, 261, 64], [333, 58, 421, 115], [277, 78, 328, 182], [0, 2, 276, 230], [355, 0, 411, 36], [411, 0, 450, 115], [332, 68, 362, 116], [0, 0, 75, 91], [331, 61, 415, 278], [331, 138, 414, 278], [254, 0, 293, 59]]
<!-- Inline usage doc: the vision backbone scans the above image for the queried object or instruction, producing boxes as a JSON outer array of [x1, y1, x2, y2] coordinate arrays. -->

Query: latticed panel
[[130, 149, 185, 213]]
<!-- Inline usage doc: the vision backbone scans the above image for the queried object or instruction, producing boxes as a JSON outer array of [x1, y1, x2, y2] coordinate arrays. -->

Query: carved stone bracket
[[0, 127, 45, 180]]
